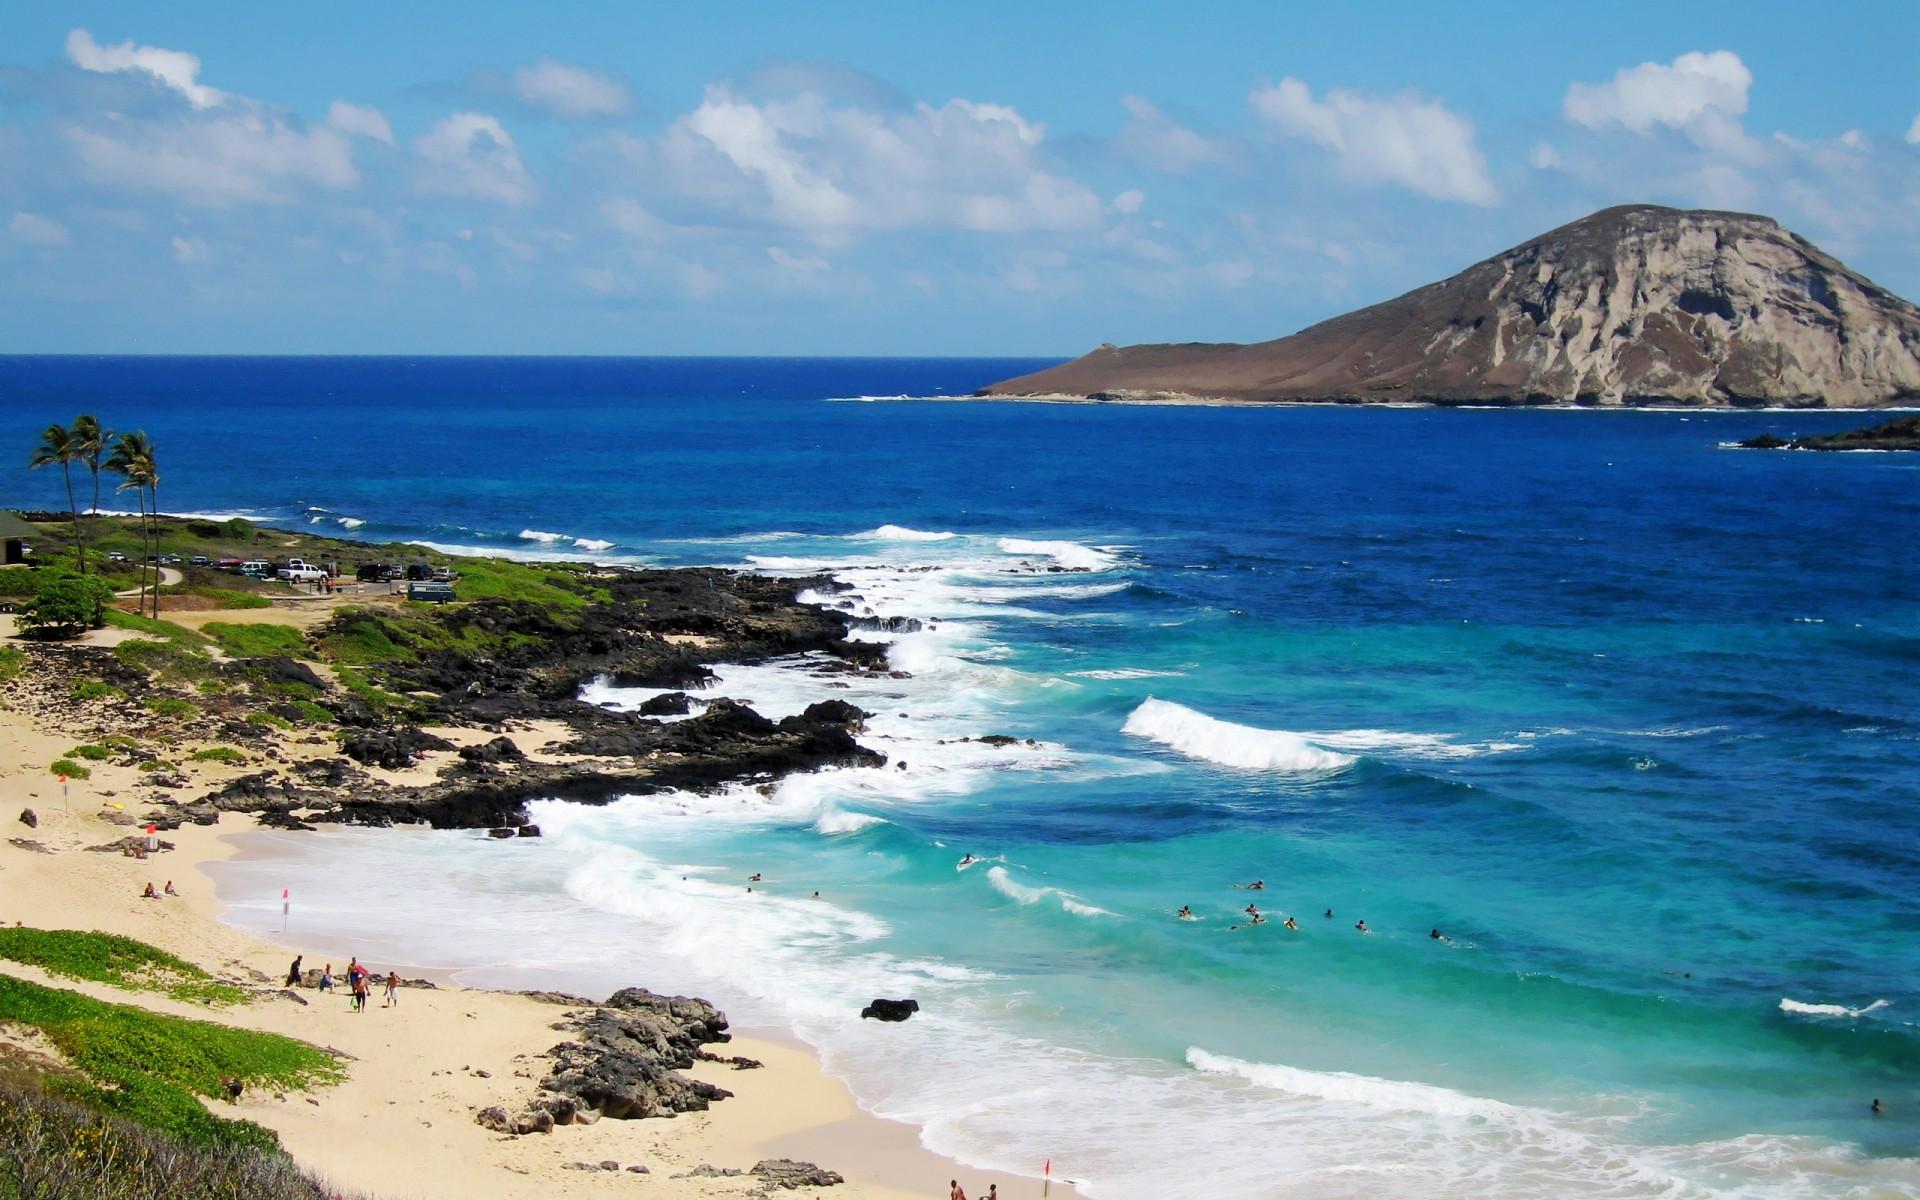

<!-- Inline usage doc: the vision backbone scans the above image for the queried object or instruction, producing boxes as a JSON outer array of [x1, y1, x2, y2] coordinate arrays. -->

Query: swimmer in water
[[1248, 913, 1268, 926], [1283, 916, 1299, 931], [1354, 919, 1370, 934], [1176, 905, 1194, 920], [1873, 1098, 1884, 1115], [748, 873, 763, 882], [1429, 928, 1450, 942], [1244, 903, 1260, 916], [959, 854, 977, 866], [1324, 908, 1334, 919], [1234, 880, 1265, 891]]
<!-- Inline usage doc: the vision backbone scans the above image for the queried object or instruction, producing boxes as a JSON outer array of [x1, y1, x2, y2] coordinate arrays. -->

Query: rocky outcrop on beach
[[1737, 413, 1920, 451], [984, 206, 1920, 408], [534, 988, 735, 1121]]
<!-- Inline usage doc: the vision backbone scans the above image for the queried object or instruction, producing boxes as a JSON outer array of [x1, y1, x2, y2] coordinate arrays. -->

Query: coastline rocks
[[788, 699, 869, 731], [753, 1159, 845, 1189], [474, 1106, 511, 1133], [636, 691, 694, 716], [459, 735, 526, 765], [517, 824, 541, 838], [341, 727, 453, 770], [18, 809, 36, 828], [859, 998, 919, 1022], [487, 827, 517, 839], [535, 988, 736, 1121]]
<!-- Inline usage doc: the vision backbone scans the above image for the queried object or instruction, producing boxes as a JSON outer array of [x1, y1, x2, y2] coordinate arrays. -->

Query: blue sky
[[1, 2, 1915, 355]]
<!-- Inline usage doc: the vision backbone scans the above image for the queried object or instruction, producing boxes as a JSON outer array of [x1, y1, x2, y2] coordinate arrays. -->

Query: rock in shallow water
[[860, 998, 920, 1022]]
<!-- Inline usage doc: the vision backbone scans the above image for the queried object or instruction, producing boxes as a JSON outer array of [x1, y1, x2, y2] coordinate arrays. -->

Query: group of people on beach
[[286, 954, 398, 1011], [137, 880, 177, 899], [950, 1180, 999, 1200]]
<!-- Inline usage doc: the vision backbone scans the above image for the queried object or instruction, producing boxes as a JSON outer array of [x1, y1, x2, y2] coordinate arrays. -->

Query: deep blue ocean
[[5, 357, 1918, 1198]]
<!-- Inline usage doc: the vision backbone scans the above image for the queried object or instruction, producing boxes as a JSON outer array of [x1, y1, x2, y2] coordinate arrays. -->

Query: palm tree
[[28, 423, 84, 572], [71, 415, 111, 571], [106, 432, 157, 615]]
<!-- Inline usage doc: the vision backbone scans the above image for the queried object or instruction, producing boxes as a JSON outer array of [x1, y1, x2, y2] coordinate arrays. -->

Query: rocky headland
[[984, 205, 1920, 408], [1737, 412, 1920, 451]]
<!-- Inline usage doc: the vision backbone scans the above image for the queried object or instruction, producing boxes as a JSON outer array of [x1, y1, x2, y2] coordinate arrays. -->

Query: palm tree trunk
[[61, 464, 83, 573], [132, 486, 150, 616], [147, 483, 161, 617], [87, 466, 102, 575]]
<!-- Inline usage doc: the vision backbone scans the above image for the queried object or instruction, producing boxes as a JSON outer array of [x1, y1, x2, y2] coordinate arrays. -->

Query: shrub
[[144, 698, 200, 720], [66, 744, 112, 761], [0, 1081, 367, 1200], [70, 681, 123, 701], [202, 622, 308, 659], [0, 645, 24, 681], [219, 517, 254, 541], [48, 759, 91, 780], [137, 760, 174, 773], [188, 746, 245, 765], [18, 573, 116, 639], [244, 712, 292, 731]]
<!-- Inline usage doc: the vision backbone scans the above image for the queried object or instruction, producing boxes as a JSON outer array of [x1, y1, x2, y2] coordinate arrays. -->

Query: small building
[[0, 512, 37, 566]]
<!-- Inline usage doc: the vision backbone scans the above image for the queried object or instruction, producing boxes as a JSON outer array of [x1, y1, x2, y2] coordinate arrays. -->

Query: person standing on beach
[[286, 955, 303, 987], [384, 971, 399, 1007], [949, 1181, 966, 1200], [352, 971, 369, 1013]]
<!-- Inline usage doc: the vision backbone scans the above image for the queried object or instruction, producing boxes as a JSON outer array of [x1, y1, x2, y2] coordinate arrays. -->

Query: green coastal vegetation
[[0, 931, 349, 1198], [0, 931, 247, 1006]]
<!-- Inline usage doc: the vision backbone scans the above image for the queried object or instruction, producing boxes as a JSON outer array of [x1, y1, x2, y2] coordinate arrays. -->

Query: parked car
[[430, 566, 457, 583], [106, 551, 129, 563], [404, 562, 434, 582], [189, 555, 211, 567], [276, 558, 327, 583], [215, 557, 245, 571], [406, 581, 455, 604], [240, 559, 272, 578], [357, 563, 402, 583], [159, 554, 183, 566]]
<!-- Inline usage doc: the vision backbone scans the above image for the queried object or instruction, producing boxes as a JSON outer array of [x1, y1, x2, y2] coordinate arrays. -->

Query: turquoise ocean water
[[5, 357, 1917, 1197]]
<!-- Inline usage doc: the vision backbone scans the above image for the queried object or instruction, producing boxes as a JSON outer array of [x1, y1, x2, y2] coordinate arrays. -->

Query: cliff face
[[985, 206, 1920, 408]]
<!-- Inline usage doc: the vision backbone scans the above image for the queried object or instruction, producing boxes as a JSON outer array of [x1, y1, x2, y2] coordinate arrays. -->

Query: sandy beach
[[0, 654, 1010, 1200]]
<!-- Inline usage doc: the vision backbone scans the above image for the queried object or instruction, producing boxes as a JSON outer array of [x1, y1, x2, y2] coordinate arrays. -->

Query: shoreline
[[0, 717, 1004, 1199]]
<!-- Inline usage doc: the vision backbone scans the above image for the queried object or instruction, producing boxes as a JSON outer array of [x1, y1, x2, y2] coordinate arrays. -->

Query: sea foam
[[1186, 1048, 1525, 1121], [1122, 698, 1353, 773], [1779, 997, 1889, 1018]]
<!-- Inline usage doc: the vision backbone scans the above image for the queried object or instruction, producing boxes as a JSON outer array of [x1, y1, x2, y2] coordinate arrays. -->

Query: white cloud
[[656, 86, 1100, 234], [512, 58, 630, 118], [1528, 142, 1563, 170], [327, 101, 394, 145], [601, 197, 672, 241], [67, 114, 359, 206], [170, 234, 208, 262], [1838, 129, 1867, 151], [413, 113, 532, 205], [1250, 77, 1496, 205], [1113, 188, 1145, 214], [66, 28, 225, 109], [1907, 114, 1920, 146], [1115, 95, 1221, 173], [9, 211, 71, 246], [767, 246, 829, 272], [1563, 51, 1754, 155]]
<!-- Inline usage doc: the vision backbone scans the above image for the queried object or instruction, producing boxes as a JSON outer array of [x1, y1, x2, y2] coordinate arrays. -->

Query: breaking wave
[[1121, 699, 1353, 773]]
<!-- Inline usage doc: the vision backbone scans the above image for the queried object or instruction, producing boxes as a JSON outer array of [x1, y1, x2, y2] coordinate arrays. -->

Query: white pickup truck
[[276, 558, 328, 583]]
